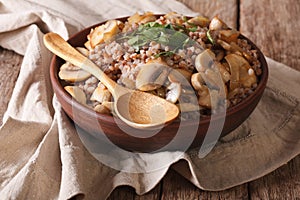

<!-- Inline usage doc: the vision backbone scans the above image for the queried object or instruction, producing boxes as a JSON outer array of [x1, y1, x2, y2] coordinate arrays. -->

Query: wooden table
[[0, 0, 299, 199]]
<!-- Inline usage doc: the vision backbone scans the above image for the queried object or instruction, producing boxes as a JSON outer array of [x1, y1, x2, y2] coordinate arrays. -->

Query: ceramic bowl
[[49, 16, 268, 152]]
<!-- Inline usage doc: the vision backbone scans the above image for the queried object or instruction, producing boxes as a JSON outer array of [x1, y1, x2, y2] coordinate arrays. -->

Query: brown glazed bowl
[[49, 17, 268, 152]]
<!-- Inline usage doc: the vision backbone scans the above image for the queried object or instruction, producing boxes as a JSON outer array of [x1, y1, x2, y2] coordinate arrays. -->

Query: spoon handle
[[43, 32, 118, 94]]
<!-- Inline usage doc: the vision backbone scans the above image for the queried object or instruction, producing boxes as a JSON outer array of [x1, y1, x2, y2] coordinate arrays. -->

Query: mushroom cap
[[64, 86, 87, 105]]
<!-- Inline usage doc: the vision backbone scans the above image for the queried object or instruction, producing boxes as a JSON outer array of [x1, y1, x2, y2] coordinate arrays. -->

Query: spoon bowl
[[44, 33, 179, 129]]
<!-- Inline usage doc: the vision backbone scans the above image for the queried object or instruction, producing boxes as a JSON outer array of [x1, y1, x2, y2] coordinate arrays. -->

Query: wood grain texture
[[240, 0, 300, 199], [240, 0, 300, 71], [249, 157, 300, 200], [107, 186, 135, 200], [176, 0, 238, 29], [0, 47, 22, 125], [107, 183, 162, 200]]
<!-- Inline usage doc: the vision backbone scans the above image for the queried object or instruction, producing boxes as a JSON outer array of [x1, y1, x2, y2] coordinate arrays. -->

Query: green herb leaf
[[124, 22, 195, 57], [207, 30, 214, 44], [188, 26, 198, 32], [154, 51, 175, 58]]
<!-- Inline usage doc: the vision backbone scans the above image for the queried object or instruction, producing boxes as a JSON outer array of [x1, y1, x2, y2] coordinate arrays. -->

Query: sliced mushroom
[[59, 62, 91, 82], [139, 12, 157, 24], [168, 68, 192, 86], [228, 42, 253, 62], [203, 68, 223, 89], [198, 86, 219, 109], [88, 20, 120, 48], [209, 16, 228, 31], [102, 101, 115, 115], [166, 82, 181, 103], [164, 12, 184, 24], [64, 86, 87, 105], [217, 40, 253, 62], [225, 54, 257, 90], [94, 104, 111, 115], [219, 29, 240, 43], [195, 49, 216, 72], [84, 40, 92, 51], [136, 59, 169, 91], [120, 77, 136, 89], [191, 72, 205, 91], [239, 64, 257, 88], [76, 47, 89, 57], [217, 39, 231, 51], [127, 12, 156, 24], [224, 54, 240, 91], [215, 62, 231, 83], [187, 16, 210, 27], [90, 85, 112, 103]]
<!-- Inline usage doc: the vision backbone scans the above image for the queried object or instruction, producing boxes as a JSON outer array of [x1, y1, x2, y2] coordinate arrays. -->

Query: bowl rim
[[50, 15, 269, 128]]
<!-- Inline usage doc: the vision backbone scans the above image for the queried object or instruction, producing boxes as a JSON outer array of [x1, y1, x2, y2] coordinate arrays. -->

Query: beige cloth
[[0, 0, 299, 199]]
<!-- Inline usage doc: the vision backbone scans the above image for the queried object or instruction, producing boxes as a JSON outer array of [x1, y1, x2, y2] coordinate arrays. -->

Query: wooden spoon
[[43, 33, 179, 129]]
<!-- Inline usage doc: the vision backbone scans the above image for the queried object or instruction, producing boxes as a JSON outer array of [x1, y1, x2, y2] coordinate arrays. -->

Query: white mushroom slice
[[178, 103, 200, 112], [140, 13, 157, 24], [102, 101, 116, 115], [191, 72, 205, 91], [215, 62, 231, 83], [168, 69, 192, 86], [88, 20, 120, 48], [209, 16, 228, 31], [84, 40, 92, 51], [203, 68, 225, 90], [102, 101, 114, 111], [225, 54, 240, 91], [90, 85, 112, 103], [164, 12, 184, 24], [60, 62, 81, 71], [198, 86, 219, 109], [59, 62, 91, 82], [217, 39, 231, 51], [225, 54, 257, 90], [64, 86, 87, 105], [166, 82, 181, 103], [94, 104, 111, 115], [187, 16, 210, 27], [136, 60, 169, 91], [127, 12, 156, 24], [197, 85, 211, 108], [219, 29, 240, 43], [76, 47, 89, 57], [195, 49, 216, 72], [120, 77, 136, 89]]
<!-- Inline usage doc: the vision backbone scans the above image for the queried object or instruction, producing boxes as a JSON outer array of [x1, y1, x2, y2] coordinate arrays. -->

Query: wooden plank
[[107, 183, 162, 200], [0, 47, 22, 125], [107, 186, 135, 200], [176, 0, 238, 29], [160, 169, 202, 200], [240, 0, 300, 71], [240, 0, 300, 199], [134, 183, 162, 200], [249, 157, 300, 199]]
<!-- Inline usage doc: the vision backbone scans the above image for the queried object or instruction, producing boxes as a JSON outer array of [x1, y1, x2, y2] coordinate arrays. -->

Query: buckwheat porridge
[[59, 12, 261, 120]]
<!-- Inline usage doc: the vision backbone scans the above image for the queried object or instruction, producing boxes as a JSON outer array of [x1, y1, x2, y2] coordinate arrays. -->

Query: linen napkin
[[0, 0, 299, 199]]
